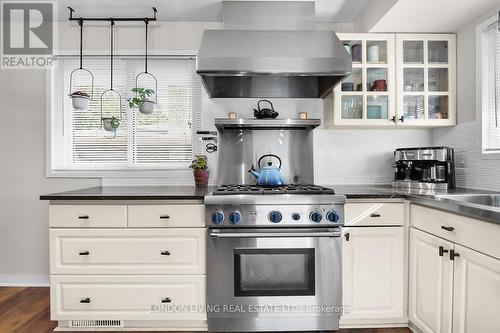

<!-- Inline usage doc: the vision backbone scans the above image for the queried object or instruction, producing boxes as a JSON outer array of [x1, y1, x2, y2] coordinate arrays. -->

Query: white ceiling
[[371, 0, 500, 32], [60, 0, 372, 23]]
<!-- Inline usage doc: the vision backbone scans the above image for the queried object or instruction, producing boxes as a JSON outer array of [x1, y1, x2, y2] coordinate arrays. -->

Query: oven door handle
[[209, 231, 340, 238]]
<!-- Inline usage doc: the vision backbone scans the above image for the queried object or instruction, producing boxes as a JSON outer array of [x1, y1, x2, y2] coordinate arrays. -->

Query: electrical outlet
[[455, 152, 466, 168]]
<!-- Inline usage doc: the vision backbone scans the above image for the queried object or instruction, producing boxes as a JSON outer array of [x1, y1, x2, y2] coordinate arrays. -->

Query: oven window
[[234, 248, 315, 297]]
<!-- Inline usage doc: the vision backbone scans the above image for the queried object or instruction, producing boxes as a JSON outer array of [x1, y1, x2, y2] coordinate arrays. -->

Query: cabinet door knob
[[78, 215, 90, 220], [370, 213, 381, 218], [450, 249, 460, 260], [390, 116, 396, 123], [438, 246, 449, 257], [161, 297, 172, 303], [80, 297, 91, 304], [160, 215, 170, 219], [399, 116, 404, 122], [344, 232, 350, 241], [161, 251, 171, 256], [441, 226, 454, 232], [79, 251, 90, 256]]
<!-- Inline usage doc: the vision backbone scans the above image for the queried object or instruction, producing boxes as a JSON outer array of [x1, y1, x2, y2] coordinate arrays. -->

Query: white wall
[[0, 20, 432, 284], [432, 11, 500, 190]]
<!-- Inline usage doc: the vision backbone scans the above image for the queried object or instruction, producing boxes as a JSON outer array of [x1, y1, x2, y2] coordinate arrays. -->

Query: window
[[48, 56, 203, 176], [479, 14, 500, 153]]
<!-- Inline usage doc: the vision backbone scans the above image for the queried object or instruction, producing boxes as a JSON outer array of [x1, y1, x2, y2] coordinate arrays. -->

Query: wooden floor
[[0, 287, 411, 333]]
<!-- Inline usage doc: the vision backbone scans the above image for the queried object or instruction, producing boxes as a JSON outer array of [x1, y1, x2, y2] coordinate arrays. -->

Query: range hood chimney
[[196, 1, 352, 99]]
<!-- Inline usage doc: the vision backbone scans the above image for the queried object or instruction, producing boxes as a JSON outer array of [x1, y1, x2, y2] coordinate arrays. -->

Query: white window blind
[[49, 56, 203, 174], [481, 16, 500, 153]]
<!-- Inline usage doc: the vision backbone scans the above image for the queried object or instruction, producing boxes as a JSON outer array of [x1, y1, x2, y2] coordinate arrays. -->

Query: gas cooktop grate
[[213, 184, 335, 195]]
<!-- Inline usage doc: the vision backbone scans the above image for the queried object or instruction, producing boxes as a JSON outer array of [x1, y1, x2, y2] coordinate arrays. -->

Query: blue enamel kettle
[[248, 154, 286, 186]]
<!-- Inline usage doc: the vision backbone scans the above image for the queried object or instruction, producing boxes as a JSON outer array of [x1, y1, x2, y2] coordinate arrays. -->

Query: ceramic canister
[[367, 45, 380, 62]]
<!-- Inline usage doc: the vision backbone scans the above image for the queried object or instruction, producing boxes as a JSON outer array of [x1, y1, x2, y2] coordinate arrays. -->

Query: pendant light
[[100, 20, 123, 138], [69, 18, 94, 111]]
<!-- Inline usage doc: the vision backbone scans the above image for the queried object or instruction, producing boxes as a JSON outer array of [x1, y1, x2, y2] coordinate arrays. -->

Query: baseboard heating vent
[[70, 320, 123, 328]]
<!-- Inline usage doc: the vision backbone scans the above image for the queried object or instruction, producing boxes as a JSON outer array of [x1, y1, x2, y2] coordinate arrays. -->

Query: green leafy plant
[[70, 91, 90, 98], [127, 87, 155, 108], [189, 155, 208, 171]]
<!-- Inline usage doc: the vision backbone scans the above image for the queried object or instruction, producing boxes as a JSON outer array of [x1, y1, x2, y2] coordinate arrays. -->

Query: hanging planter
[[100, 20, 123, 139], [69, 18, 94, 111], [127, 18, 158, 115]]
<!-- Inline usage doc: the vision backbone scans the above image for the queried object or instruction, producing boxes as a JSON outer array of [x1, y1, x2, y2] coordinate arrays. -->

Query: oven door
[[206, 228, 342, 332]]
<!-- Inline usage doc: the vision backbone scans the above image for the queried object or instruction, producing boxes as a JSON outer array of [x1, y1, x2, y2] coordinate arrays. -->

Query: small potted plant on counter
[[190, 155, 209, 188], [70, 91, 91, 110], [127, 87, 155, 114]]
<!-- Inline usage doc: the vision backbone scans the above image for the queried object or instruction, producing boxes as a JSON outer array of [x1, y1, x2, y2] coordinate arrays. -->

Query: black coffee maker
[[393, 146, 456, 189]]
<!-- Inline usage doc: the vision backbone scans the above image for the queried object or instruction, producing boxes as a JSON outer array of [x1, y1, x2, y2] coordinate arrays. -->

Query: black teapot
[[253, 100, 279, 119]]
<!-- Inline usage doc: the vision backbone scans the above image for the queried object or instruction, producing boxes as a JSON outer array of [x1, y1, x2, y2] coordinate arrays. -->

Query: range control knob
[[291, 213, 301, 221], [309, 211, 323, 223], [211, 211, 224, 225], [326, 210, 341, 223], [268, 211, 283, 223], [229, 211, 242, 224]]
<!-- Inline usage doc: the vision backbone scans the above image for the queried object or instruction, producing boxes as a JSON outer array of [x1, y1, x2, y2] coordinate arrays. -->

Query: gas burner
[[212, 184, 335, 195]]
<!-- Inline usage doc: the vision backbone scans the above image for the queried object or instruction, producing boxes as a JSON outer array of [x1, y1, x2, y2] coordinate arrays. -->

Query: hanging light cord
[[110, 20, 114, 91], [144, 18, 149, 73]]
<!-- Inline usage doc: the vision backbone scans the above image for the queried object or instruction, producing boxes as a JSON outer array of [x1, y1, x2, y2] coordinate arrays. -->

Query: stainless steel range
[[205, 185, 345, 332]]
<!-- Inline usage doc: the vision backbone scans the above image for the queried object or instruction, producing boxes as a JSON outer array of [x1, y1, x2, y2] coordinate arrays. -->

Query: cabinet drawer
[[50, 229, 206, 274], [411, 204, 500, 259], [49, 205, 127, 228], [345, 202, 404, 226], [50, 275, 206, 321], [128, 204, 204, 227]]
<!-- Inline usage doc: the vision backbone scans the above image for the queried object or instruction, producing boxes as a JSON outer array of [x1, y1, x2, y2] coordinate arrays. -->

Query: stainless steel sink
[[436, 194, 500, 208]]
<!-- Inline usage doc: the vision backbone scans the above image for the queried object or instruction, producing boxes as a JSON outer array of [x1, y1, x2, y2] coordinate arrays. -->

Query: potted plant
[[127, 87, 155, 115], [70, 91, 91, 110], [190, 155, 209, 188], [101, 116, 120, 132]]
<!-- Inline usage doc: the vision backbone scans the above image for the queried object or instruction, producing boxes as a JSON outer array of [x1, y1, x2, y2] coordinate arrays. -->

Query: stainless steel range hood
[[196, 1, 352, 99]]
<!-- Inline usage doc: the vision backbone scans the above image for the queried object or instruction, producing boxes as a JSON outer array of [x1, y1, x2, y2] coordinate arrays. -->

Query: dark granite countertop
[[40, 184, 500, 224], [40, 186, 213, 201]]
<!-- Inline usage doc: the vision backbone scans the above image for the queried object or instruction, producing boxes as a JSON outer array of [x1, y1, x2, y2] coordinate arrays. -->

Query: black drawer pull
[[344, 232, 350, 241], [450, 249, 460, 260], [80, 297, 91, 304], [160, 215, 170, 219], [161, 251, 171, 256], [441, 226, 454, 232], [79, 251, 90, 256], [438, 246, 449, 257], [161, 297, 172, 303], [78, 215, 90, 220], [370, 213, 381, 218]]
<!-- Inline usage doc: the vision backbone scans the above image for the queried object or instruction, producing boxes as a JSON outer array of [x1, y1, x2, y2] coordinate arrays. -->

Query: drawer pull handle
[[160, 215, 170, 219], [438, 246, 449, 257], [79, 251, 90, 256], [370, 213, 381, 218], [450, 249, 460, 260], [161, 297, 172, 303], [161, 251, 171, 256], [441, 226, 454, 232], [80, 297, 91, 304], [344, 232, 350, 242], [78, 215, 90, 220]]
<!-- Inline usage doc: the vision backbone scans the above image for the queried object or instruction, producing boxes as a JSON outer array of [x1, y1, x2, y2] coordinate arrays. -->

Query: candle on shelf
[[228, 112, 237, 119], [298, 112, 308, 119]]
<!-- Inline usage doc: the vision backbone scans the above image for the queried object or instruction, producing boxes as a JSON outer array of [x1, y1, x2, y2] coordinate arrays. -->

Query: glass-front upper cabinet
[[396, 34, 456, 126], [329, 34, 396, 126]]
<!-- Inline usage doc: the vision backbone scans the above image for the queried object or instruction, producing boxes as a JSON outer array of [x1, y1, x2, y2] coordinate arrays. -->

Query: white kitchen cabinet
[[324, 33, 456, 128], [341, 226, 405, 323], [409, 228, 453, 333], [452, 244, 500, 333], [324, 33, 396, 127], [396, 34, 456, 127]]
